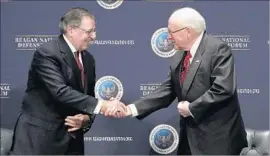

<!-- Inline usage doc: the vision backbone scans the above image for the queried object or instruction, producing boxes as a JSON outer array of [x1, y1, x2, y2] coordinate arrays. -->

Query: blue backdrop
[[1, 1, 269, 155]]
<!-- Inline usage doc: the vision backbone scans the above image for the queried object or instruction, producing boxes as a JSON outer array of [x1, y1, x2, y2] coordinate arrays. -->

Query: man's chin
[[173, 46, 180, 50], [83, 44, 91, 50], [174, 45, 186, 51]]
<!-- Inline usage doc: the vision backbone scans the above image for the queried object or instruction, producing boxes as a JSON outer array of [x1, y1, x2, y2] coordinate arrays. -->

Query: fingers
[[104, 99, 122, 116], [177, 101, 184, 109], [115, 106, 127, 118], [74, 114, 83, 117], [119, 102, 127, 112], [68, 127, 80, 132], [100, 97, 131, 118], [104, 102, 117, 116], [180, 111, 189, 117], [65, 120, 76, 127], [177, 101, 189, 117], [66, 116, 80, 120], [102, 99, 129, 118], [115, 111, 123, 118], [113, 102, 128, 117], [65, 117, 77, 126], [178, 108, 188, 117], [103, 99, 116, 116], [112, 102, 126, 116], [65, 115, 84, 131]]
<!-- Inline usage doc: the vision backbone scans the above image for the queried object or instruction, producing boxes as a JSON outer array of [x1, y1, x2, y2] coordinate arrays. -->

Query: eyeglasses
[[168, 27, 187, 34], [77, 27, 96, 35]]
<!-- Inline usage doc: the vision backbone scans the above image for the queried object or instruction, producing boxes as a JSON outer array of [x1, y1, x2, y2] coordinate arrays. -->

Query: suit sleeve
[[84, 56, 97, 133], [32, 47, 98, 114], [134, 68, 177, 120], [189, 43, 236, 122]]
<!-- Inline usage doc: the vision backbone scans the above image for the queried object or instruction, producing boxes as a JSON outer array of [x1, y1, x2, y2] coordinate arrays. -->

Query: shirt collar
[[189, 31, 204, 57], [63, 34, 77, 54]]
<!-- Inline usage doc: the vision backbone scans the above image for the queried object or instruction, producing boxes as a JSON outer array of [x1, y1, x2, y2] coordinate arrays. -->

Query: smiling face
[[66, 16, 96, 51]]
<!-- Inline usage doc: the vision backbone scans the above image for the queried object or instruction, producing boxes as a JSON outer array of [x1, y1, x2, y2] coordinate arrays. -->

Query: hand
[[65, 114, 89, 132], [177, 101, 191, 117], [111, 104, 132, 118], [100, 98, 129, 118]]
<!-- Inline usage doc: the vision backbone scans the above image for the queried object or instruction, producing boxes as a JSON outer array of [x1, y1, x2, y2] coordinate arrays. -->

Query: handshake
[[99, 98, 132, 118], [65, 98, 132, 132]]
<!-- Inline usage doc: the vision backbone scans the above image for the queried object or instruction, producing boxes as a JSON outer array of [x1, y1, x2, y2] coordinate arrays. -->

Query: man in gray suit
[[108, 7, 248, 155]]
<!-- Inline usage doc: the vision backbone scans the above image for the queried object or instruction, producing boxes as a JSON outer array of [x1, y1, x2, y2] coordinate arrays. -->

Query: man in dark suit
[[10, 7, 124, 155], [111, 7, 248, 155]]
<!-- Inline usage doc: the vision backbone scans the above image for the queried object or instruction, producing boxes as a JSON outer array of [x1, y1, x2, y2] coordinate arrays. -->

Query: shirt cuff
[[93, 100, 103, 114], [128, 104, 138, 117]]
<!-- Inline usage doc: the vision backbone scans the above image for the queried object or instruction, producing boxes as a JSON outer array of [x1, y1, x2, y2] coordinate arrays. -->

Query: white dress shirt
[[63, 35, 83, 67], [63, 35, 102, 114]]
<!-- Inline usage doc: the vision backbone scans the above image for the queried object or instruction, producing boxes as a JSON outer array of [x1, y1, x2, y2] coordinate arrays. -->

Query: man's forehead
[[168, 19, 179, 28], [81, 16, 95, 23], [80, 17, 95, 28]]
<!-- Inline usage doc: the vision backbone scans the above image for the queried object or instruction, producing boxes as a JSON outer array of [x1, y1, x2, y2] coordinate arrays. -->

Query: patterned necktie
[[74, 52, 85, 88], [180, 51, 192, 85]]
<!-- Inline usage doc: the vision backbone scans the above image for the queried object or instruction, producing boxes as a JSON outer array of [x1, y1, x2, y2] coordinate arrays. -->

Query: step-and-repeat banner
[[1, 1, 269, 155]]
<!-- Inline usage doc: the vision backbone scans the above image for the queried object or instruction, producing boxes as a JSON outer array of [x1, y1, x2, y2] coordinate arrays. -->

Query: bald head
[[169, 7, 206, 34]]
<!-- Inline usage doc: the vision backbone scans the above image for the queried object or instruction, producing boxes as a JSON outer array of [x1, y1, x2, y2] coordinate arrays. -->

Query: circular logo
[[95, 76, 123, 100], [151, 27, 177, 58], [149, 124, 179, 154], [97, 0, 123, 10]]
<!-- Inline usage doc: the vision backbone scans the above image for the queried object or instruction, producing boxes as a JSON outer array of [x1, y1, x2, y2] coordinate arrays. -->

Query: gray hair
[[171, 7, 206, 34], [59, 7, 95, 34]]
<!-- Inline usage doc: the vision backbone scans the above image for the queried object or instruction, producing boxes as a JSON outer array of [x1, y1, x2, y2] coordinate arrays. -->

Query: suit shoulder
[[208, 35, 229, 48], [35, 39, 59, 56], [206, 35, 231, 52]]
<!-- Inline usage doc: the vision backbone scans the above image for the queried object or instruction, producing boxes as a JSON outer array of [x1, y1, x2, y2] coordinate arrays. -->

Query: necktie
[[180, 51, 192, 85], [74, 52, 85, 88]]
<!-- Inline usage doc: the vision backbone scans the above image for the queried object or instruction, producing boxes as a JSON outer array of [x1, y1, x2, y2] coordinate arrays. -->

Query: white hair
[[170, 7, 206, 34]]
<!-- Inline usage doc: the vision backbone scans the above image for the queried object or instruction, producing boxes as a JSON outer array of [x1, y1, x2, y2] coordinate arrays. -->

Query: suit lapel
[[182, 33, 208, 97], [171, 50, 185, 97], [171, 50, 185, 72], [81, 52, 89, 93], [58, 35, 83, 92]]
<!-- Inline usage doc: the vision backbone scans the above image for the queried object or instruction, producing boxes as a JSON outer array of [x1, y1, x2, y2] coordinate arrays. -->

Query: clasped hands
[[65, 98, 130, 132], [100, 98, 131, 118]]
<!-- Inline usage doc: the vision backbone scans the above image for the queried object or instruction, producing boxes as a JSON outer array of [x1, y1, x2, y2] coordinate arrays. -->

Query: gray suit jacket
[[133, 32, 247, 155]]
